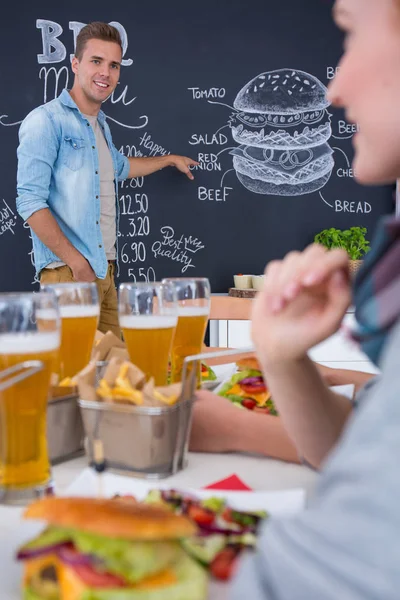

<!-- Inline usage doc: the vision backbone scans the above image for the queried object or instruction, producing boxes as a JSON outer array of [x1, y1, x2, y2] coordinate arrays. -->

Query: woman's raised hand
[[251, 245, 352, 366]]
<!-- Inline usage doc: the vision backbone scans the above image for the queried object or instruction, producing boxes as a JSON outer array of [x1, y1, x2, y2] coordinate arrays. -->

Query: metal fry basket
[[79, 347, 254, 479], [47, 393, 84, 464]]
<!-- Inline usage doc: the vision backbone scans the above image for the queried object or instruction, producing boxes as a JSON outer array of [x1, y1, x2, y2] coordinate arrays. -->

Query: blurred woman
[[230, 1, 400, 597]]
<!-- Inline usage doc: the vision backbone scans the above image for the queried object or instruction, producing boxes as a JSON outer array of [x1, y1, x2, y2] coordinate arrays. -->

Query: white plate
[[0, 470, 305, 600], [201, 363, 237, 391]]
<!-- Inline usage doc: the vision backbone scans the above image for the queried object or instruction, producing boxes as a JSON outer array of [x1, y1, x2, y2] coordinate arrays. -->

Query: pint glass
[[119, 283, 177, 385], [162, 278, 210, 384], [0, 291, 60, 504], [41, 283, 99, 380]]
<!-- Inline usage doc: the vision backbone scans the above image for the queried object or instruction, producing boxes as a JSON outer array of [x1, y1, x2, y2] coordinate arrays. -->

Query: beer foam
[[60, 305, 100, 319], [0, 332, 60, 354], [120, 315, 178, 330], [35, 308, 59, 320], [177, 306, 210, 317]]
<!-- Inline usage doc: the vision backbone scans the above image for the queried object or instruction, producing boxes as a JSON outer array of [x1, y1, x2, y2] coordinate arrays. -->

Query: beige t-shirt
[[87, 114, 116, 260], [47, 114, 116, 268]]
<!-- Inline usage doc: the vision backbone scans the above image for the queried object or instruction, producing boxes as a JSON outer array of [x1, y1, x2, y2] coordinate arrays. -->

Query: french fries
[[77, 357, 183, 407], [59, 377, 77, 387]]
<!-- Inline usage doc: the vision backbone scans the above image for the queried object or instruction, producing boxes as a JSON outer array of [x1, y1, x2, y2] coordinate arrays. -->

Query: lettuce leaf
[[19, 526, 72, 552], [201, 363, 217, 381], [79, 553, 208, 600], [181, 535, 225, 565], [72, 531, 181, 584], [20, 527, 183, 585], [224, 395, 246, 405], [24, 589, 45, 600], [200, 497, 226, 513], [142, 490, 172, 511], [264, 399, 278, 416]]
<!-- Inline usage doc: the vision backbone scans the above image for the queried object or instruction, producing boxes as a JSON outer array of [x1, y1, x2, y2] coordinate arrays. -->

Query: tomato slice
[[240, 383, 266, 395], [221, 507, 234, 523], [242, 398, 257, 410], [210, 547, 240, 581], [71, 564, 127, 588], [187, 504, 215, 526]]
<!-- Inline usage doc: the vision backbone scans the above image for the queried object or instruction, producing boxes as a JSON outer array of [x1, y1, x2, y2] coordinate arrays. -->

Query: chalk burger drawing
[[229, 69, 334, 196]]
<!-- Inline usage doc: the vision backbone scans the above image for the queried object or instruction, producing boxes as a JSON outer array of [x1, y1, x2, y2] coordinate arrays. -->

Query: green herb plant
[[314, 227, 370, 260]]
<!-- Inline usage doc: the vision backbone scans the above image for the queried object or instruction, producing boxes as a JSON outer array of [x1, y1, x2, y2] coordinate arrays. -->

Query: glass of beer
[[41, 283, 99, 381], [119, 283, 178, 385], [0, 291, 60, 504], [162, 278, 210, 385]]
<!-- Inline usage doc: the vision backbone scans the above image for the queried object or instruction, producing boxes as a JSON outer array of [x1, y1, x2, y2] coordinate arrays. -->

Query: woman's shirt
[[231, 320, 400, 600]]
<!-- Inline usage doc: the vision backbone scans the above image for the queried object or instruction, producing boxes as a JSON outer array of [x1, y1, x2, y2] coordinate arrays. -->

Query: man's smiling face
[[71, 38, 122, 109]]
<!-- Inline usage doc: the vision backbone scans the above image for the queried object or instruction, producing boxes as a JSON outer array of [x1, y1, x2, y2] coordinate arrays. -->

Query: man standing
[[16, 22, 198, 337]]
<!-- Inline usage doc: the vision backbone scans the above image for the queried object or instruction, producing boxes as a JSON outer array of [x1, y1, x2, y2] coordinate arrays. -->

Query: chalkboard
[[0, 0, 394, 293]]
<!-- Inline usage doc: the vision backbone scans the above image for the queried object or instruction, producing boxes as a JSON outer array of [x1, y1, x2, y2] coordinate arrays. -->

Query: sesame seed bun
[[233, 69, 330, 114], [236, 356, 262, 372], [23, 497, 197, 540]]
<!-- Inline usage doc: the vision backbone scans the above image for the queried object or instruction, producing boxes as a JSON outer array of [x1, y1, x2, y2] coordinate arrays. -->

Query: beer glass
[[0, 291, 60, 504], [162, 278, 210, 384], [41, 283, 99, 380], [119, 283, 178, 385]]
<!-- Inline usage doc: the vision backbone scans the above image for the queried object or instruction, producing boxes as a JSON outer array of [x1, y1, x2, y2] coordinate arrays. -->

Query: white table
[[0, 451, 316, 600], [51, 451, 317, 496], [0, 452, 317, 541]]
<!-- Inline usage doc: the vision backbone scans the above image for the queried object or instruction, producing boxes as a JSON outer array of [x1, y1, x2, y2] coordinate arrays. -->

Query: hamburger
[[218, 357, 277, 415], [229, 68, 334, 196], [236, 356, 263, 373], [17, 497, 208, 600]]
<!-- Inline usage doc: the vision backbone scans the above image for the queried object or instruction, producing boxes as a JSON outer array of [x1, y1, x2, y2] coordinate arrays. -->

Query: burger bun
[[24, 496, 197, 541]]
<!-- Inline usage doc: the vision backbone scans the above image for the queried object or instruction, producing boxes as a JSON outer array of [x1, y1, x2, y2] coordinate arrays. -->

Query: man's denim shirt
[[16, 89, 130, 279]]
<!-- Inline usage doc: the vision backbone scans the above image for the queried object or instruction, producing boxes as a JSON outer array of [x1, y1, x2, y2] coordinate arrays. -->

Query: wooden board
[[228, 288, 258, 298]]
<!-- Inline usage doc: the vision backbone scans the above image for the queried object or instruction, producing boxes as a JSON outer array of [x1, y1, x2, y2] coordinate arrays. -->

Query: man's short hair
[[75, 22, 123, 60]]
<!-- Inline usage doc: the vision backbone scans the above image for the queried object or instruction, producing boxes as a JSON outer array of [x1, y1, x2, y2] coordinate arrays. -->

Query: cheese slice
[[57, 562, 88, 600], [226, 383, 271, 406], [133, 568, 177, 590]]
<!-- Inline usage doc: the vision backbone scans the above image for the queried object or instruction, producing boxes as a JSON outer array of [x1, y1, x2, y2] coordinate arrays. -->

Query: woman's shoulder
[[379, 318, 400, 375]]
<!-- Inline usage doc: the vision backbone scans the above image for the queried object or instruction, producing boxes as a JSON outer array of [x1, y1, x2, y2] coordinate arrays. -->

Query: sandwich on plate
[[17, 496, 208, 600], [218, 357, 277, 414]]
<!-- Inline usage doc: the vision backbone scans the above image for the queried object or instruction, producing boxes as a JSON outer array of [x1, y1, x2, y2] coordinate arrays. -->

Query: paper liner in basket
[[49, 330, 128, 400], [91, 330, 129, 362]]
